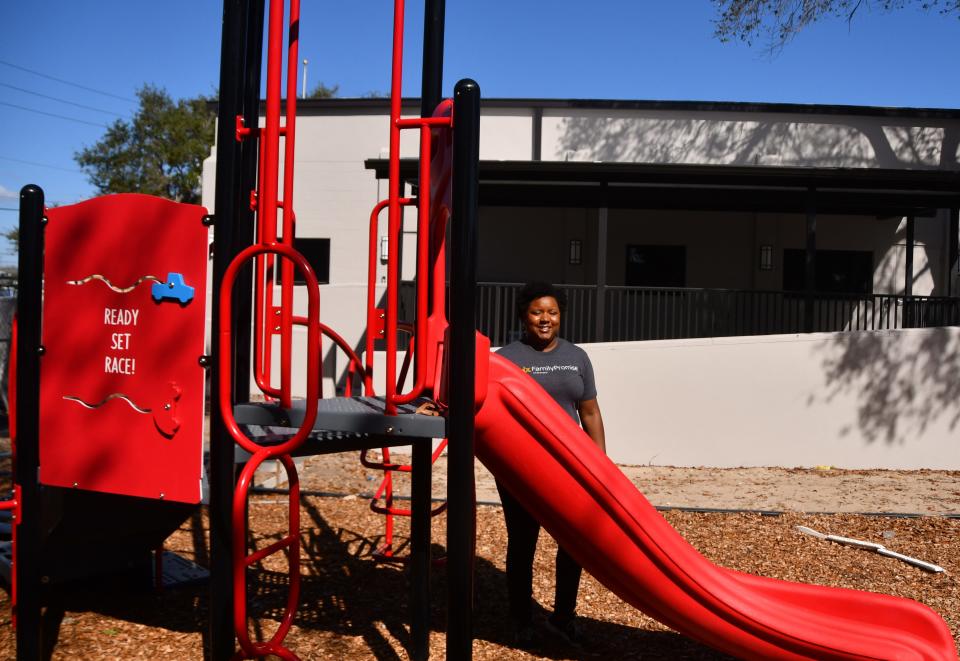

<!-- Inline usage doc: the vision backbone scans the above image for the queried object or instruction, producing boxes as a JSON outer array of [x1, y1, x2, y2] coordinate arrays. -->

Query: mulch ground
[[0, 491, 956, 660]]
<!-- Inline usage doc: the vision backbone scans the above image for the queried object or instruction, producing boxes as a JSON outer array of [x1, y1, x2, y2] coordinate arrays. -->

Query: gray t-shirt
[[496, 338, 597, 425]]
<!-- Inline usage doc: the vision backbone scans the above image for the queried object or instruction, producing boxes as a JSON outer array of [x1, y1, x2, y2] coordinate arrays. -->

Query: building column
[[595, 204, 608, 342], [531, 107, 542, 161], [905, 215, 915, 327], [948, 208, 958, 297], [804, 188, 816, 333], [905, 215, 915, 297]]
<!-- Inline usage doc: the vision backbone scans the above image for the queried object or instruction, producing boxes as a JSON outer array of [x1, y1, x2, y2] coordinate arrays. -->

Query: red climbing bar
[[279, 0, 301, 408], [220, 243, 321, 457], [365, 197, 412, 395], [233, 450, 301, 659]]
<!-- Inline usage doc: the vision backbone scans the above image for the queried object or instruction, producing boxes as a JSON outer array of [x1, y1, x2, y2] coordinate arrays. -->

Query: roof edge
[[290, 96, 960, 119]]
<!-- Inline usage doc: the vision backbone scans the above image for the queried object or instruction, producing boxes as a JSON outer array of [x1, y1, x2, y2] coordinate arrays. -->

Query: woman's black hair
[[516, 281, 567, 319]]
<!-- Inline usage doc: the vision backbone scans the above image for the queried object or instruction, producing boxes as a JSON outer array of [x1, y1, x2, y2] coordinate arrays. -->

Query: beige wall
[[541, 108, 960, 170], [282, 320, 960, 470], [580, 328, 960, 470]]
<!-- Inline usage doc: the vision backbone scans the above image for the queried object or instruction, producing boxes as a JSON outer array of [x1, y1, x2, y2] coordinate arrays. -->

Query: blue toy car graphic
[[151, 272, 195, 304]]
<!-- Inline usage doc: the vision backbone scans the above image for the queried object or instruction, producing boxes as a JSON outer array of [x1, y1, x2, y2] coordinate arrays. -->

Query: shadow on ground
[[24, 499, 729, 660]]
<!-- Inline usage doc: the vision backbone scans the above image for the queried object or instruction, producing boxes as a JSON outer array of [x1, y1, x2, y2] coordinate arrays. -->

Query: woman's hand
[[415, 401, 441, 416]]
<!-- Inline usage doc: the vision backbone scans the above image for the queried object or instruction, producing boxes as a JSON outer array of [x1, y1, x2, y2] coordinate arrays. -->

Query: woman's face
[[523, 295, 561, 348]]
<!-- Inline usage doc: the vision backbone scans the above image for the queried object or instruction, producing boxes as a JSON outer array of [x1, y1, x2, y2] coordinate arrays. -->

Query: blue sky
[[0, 1, 957, 266]]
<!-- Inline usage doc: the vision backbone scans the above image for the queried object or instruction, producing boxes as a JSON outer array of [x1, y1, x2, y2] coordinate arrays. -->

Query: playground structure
[[4, 0, 959, 660], [8, 0, 479, 659]]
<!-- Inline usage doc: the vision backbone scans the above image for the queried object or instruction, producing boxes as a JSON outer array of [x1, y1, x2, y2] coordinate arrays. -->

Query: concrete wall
[[269, 288, 960, 470], [580, 327, 960, 470]]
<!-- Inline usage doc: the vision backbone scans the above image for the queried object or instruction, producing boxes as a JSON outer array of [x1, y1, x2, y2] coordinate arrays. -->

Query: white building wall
[[479, 110, 536, 160], [264, 326, 960, 470], [540, 108, 960, 170], [581, 328, 960, 470]]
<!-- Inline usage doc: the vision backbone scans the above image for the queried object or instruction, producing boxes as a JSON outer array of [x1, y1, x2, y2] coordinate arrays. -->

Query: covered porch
[[371, 158, 960, 345]]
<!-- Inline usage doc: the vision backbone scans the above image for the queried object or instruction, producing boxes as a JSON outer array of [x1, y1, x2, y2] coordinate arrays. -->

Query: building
[[202, 97, 960, 470]]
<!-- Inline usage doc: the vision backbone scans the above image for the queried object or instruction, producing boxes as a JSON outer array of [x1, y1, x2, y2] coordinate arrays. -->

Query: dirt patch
[[284, 451, 960, 516], [1, 451, 956, 659]]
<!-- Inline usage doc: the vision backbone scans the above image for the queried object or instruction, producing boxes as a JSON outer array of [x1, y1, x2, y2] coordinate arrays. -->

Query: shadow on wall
[[555, 113, 960, 170], [812, 328, 960, 445]]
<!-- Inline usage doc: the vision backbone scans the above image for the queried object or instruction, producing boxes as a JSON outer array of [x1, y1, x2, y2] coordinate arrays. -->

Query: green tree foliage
[[75, 85, 215, 204], [713, 0, 959, 52], [307, 82, 339, 99], [4, 228, 17, 254]]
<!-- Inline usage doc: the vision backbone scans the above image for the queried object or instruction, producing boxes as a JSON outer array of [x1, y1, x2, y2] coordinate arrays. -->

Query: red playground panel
[[39, 194, 209, 504]]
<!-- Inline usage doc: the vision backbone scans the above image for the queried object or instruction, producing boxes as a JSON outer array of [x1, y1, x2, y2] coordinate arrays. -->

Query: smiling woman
[[492, 280, 606, 647]]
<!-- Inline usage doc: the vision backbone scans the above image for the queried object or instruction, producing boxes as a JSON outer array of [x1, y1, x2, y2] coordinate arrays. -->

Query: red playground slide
[[473, 353, 957, 660]]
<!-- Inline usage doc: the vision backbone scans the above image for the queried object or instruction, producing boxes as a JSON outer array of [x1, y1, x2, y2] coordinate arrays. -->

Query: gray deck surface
[[233, 396, 445, 456]]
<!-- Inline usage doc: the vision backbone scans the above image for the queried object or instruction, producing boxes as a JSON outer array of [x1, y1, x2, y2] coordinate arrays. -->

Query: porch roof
[[364, 158, 960, 216]]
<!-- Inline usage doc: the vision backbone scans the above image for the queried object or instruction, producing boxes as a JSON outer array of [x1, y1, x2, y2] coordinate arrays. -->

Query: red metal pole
[[366, 199, 389, 395], [385, 0, 406, 414], [279, 0, 301, 405]]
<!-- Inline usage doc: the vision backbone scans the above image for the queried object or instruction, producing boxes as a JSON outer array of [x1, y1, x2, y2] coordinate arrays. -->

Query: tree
[[75, 85, 215, 204], [307, 82, 339, 99], [713, 0, 959, 52], [3, 228, 17, 255]]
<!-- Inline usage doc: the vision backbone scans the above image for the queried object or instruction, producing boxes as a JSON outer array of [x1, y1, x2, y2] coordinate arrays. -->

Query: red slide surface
[[474, 353, 957, 660]]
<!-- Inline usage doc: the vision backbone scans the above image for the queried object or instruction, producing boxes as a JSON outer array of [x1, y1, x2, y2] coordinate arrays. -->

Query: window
[[783, 249, 872, 294], [275, 238, 331, 285], [625, 245, 686, 287]]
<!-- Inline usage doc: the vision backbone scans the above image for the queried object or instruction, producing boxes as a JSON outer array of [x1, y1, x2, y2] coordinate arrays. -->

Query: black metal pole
[[15, 184, 45, 661], [420, 0, 445, 117], [410, 5, 445, 655], [446, 78, 480, 661], [209, 1, 251, 657], [409, 441, 430, 660], [232, 0, 265, 402], [804, 188, 816, 333]]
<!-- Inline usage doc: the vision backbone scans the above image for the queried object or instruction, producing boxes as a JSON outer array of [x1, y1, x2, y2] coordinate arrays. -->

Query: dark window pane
[[783, 249, 873, 294], [625, 245, 686, 287], [275, 237, 331, 285]]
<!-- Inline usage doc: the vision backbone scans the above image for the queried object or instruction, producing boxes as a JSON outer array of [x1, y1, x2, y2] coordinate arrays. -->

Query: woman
[[495, 281, 606, 647]]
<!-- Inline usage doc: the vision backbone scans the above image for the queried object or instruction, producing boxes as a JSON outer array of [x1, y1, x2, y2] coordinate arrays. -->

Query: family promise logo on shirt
[[522, 365, 579, 374]]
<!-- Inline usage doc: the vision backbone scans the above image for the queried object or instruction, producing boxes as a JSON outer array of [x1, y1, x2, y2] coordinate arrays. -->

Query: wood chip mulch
[[0, 491, 956, 660]]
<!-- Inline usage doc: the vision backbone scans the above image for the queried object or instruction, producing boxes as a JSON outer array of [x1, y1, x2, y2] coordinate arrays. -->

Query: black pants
[[496, 479, 582, 627]]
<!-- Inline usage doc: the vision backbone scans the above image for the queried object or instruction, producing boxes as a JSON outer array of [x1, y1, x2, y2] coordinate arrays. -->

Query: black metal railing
[[403, 282, 960, 346]]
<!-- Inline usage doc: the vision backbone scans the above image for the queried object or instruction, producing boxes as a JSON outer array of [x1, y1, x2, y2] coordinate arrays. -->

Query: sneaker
[[546, 614, 582, 647]]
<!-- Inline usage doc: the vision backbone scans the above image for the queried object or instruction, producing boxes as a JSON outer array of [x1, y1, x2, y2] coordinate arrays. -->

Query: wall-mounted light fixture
[[569, 239, 583, 265], [380, 235, 389, 263], [759, 244, 773, 271]]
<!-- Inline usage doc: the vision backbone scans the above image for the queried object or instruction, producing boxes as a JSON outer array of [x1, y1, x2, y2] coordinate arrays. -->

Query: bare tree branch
[[713, 0, 959, 54]]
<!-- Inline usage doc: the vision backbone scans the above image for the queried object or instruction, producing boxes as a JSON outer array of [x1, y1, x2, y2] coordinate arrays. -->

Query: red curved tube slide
[[474, 353, 957, 660]]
